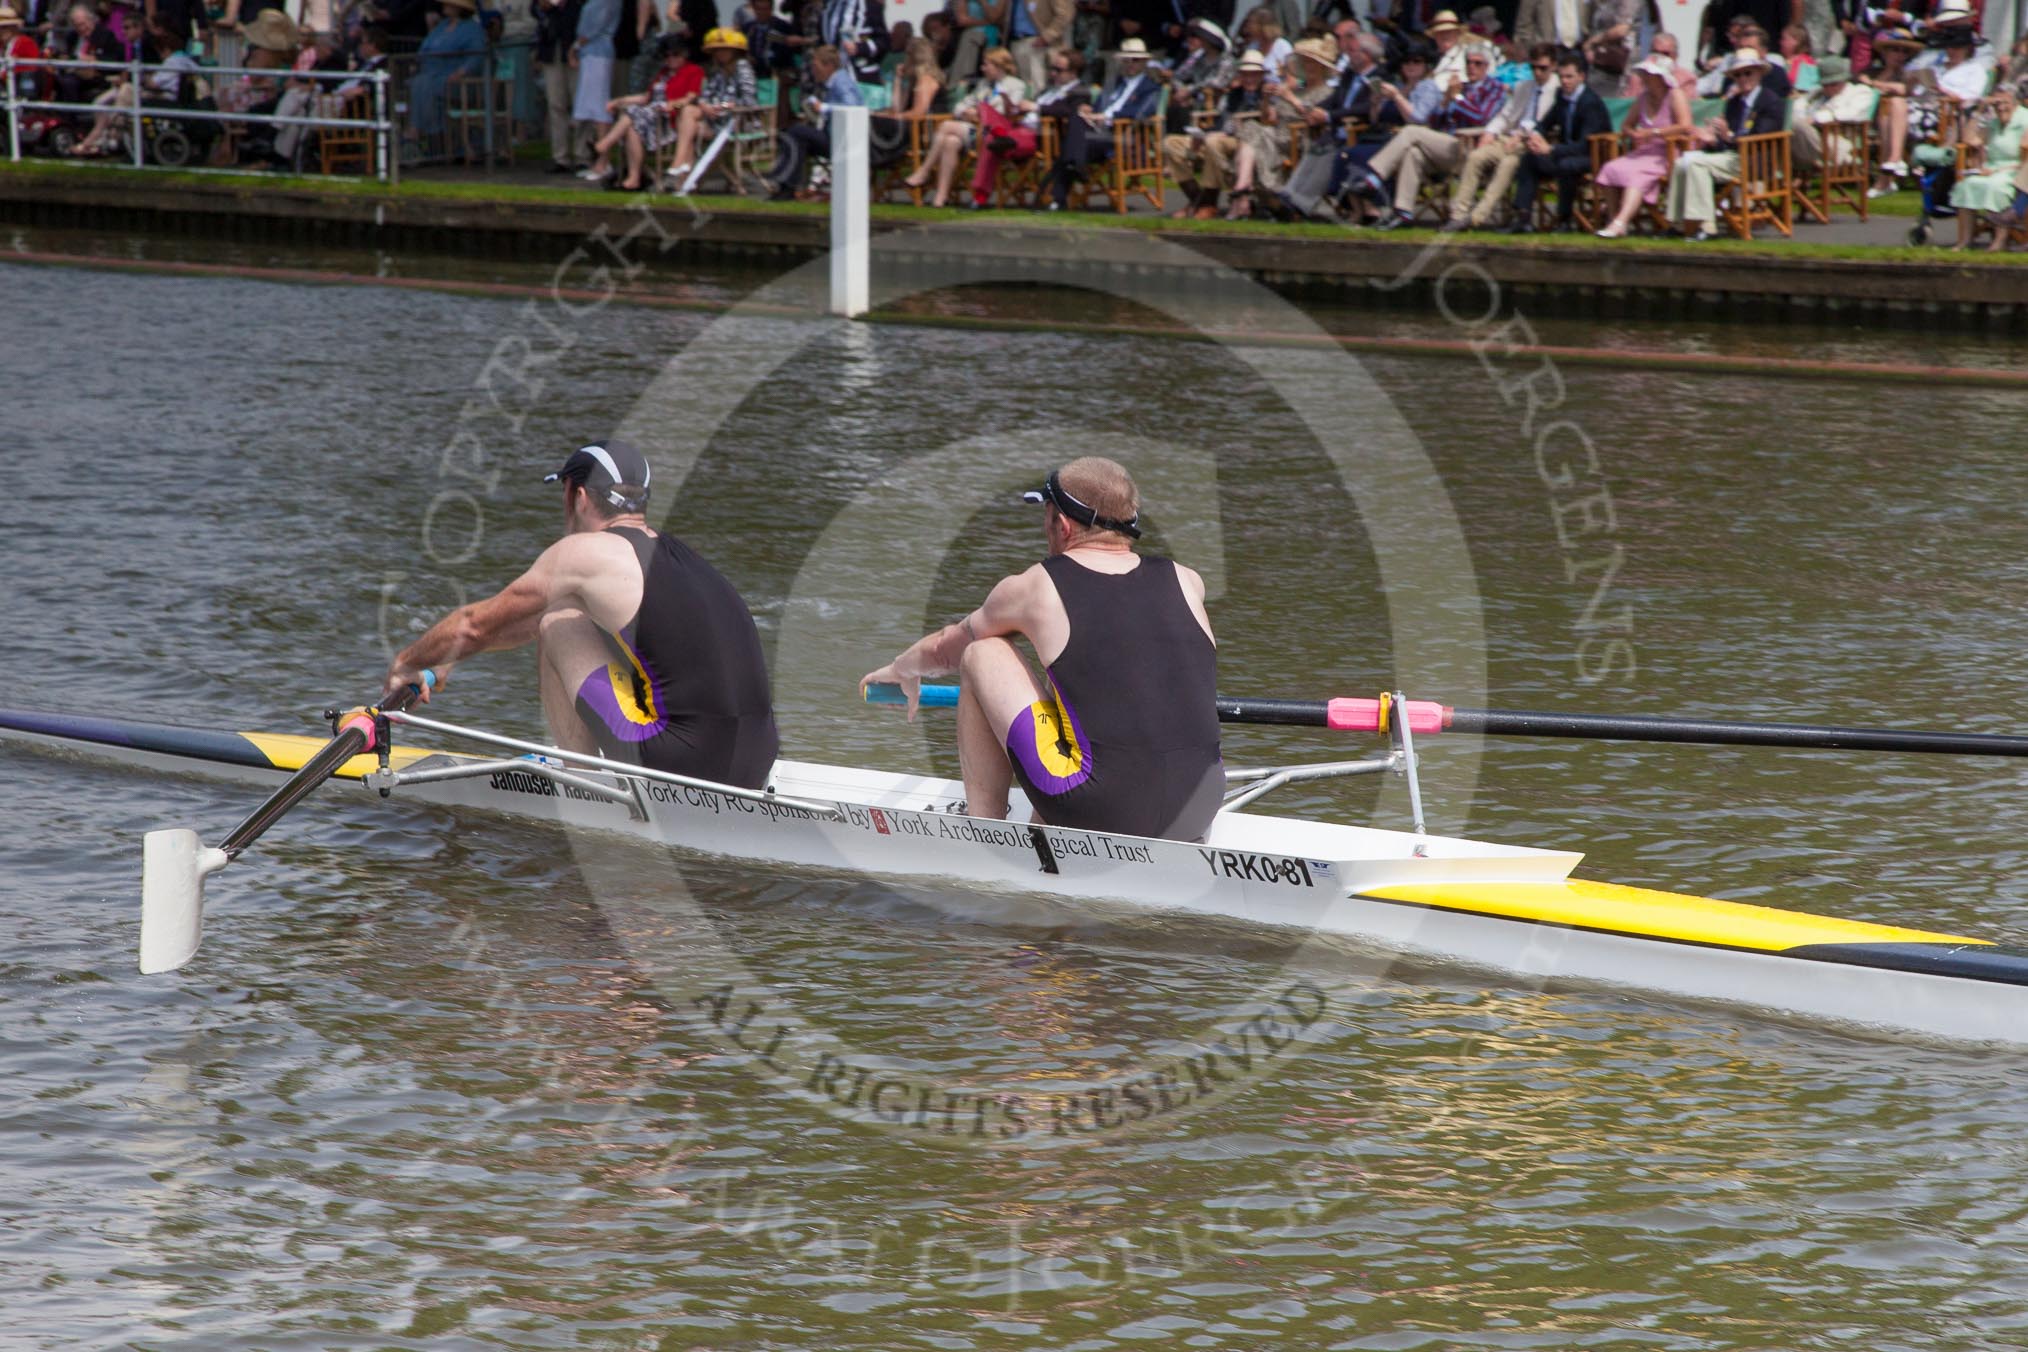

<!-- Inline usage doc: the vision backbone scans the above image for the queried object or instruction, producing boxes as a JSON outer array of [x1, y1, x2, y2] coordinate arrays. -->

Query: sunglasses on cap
[[1022, 471, 1141, 538]]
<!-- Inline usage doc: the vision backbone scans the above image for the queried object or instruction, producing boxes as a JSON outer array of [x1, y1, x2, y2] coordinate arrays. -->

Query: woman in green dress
[[1949, 88, 2028, 250]]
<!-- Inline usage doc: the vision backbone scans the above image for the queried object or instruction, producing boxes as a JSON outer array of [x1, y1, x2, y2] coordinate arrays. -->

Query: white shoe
[[664, 161, 691, 179], [577, 167, 608, 181], [1595, 222, 1628, 238], [1881, 160, 1906, 175]]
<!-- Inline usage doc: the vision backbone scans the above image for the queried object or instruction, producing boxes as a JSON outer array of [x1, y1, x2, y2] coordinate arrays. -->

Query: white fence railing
[[2, 55, 395, 182]]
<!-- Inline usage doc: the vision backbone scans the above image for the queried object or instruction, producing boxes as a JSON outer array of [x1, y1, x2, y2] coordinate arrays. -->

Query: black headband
[[1022, 470, 1142, 539]]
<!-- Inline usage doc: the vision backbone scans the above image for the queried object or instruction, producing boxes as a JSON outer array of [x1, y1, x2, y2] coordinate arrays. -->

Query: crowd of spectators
[[2, 0, 2022, 245], [831, 0, 2024, 243]]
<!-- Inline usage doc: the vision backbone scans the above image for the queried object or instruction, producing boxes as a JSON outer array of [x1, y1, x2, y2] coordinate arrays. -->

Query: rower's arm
[[384, 541, 582, 697], [859, 572, 1033, 718]]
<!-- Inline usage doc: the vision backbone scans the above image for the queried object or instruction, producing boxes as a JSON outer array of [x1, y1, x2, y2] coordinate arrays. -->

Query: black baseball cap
[[543, 441, 651, 513]]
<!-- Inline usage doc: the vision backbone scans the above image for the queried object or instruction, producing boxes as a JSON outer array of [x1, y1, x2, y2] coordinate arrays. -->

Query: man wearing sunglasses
[[860, 458, 1223, 844], [1359, 40, 1507, 228], [1445, 41, 1561, 228]]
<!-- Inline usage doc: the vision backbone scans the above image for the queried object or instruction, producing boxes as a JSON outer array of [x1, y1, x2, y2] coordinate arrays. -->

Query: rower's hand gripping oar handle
[[139, 671, 435, 975], [864, 682, 1452, 734]]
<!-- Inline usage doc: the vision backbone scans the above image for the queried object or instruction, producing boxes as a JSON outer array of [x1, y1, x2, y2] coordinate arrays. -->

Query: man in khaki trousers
[[1012, 0, 1072, 90], [1162, 51, 1266, 218], [1446, 41, 1558, 228]]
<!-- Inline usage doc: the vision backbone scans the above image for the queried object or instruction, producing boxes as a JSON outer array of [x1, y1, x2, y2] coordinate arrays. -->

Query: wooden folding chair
[[1069, 89, 1168, 214], [1534, 135, 1610, 231], [991, 117, 1050, 207], [317, 86, 375, 176], [1719, 128, 1794, 238], [873, 111, 939, 204], [1795, 119, 1872, 223]]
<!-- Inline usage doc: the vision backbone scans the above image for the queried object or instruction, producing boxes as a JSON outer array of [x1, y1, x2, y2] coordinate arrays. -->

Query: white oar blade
[[140, 829, 228, 974]]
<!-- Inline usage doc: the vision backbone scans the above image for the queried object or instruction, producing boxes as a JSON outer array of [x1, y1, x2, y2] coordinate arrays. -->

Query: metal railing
[[3, 55, 395, 181]]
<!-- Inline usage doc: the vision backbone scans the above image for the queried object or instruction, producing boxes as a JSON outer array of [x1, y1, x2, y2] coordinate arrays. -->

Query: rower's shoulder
[[542, 526, 648, 571]]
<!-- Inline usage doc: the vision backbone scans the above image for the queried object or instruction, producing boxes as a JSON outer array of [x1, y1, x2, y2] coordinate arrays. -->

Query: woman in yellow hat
[[661, 25, 758, 188]]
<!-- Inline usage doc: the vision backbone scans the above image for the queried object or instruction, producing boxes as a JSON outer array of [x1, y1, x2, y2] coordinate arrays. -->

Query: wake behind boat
[[5, 698, 2028, 1051]]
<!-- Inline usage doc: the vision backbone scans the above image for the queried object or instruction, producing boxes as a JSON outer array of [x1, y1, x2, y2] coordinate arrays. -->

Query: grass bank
[[0, 156, 2013, 269]]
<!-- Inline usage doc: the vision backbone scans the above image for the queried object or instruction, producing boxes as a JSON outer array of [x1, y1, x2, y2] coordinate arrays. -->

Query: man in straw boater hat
[[1423, 8, 1471, 85], [860, 459, 1224, 845], [1045, 34, 1160, 208], [384, 442, 781, 791], [1663, 47, 1782, 239]]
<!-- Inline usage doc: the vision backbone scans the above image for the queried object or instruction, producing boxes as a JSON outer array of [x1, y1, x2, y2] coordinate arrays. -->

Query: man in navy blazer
[[1664, 48, 1784, 239], [1047, 36, 1162, 208], [1507, 51, 1611, 232]]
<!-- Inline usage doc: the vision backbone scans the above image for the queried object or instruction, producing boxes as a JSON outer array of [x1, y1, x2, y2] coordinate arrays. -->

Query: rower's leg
[[956, 637, 1043, 820], [536, 608, 613, 757]]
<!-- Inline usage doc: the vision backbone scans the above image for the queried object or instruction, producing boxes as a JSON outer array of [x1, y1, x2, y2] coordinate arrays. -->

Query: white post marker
[[829, 102, 869, 318]]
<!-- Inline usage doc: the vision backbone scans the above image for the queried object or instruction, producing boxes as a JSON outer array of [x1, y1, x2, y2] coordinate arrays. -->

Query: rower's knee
[[958, 635, 1020, 681], [537, 607, 588, 644]]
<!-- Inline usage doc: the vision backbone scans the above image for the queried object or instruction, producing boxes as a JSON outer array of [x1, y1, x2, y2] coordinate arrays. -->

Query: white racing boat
[[4, 692, 2028, 1050]]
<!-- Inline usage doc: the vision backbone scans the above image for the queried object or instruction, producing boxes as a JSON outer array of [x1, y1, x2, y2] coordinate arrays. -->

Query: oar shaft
[[216, 680, 428, 859], [1449, 707, 2028, 757]]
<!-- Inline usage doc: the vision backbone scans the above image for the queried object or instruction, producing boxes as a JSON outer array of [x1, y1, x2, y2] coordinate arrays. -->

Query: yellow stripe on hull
[[1362, 877, 1993, 955], [240, 732, 445, 781]]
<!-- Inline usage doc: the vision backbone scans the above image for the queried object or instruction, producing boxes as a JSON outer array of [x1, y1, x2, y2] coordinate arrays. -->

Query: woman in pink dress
[[1593, 56, 1695, 237]]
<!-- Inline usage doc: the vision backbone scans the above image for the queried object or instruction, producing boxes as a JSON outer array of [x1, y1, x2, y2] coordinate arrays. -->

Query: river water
[[5, 231, 2028, 1350]]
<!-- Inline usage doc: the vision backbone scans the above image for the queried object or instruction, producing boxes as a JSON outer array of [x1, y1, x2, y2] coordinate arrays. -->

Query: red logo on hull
[[870, 808, 891, 835]]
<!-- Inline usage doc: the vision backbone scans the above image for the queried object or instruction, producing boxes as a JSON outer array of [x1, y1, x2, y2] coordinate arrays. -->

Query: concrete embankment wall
[[4, 169, 2026, 332]]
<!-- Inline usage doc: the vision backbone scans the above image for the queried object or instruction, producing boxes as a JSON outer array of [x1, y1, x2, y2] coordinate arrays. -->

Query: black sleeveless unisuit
[[1004, 554, 1223, 842], [571, 526, 780, 790]]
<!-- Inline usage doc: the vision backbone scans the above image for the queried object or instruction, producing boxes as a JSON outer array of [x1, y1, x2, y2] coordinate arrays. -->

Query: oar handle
[[864, 682, 959, 709], [217, 671, 434, 859]]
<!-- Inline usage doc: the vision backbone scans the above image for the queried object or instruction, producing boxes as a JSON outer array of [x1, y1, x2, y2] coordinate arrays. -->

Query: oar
[[865, 682, 2028, 757], [139, 672, 435, 975]]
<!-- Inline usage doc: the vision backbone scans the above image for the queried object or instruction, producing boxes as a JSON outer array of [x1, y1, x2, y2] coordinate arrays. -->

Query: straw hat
[[1292, 37, 1337, 70], [1932, 0, 1973, 21], [702, 25, 747, 52], [1186, 17, 1228, 50], [1235, 49, 1268, 73], [242, 9, 301, 50], [1875, 26, 1922, 51], [1633, 54, 1674, 78], [1726, 48, 1766, 70], [1816, 55, 1851, 83], [1110, 36, 1151, 59], [1425, 9, 1465, 33], [0, 5, 22, 27]]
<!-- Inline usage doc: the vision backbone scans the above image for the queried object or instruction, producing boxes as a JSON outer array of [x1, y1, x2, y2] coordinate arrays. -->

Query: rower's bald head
[[1058, 457, 1139, 538]]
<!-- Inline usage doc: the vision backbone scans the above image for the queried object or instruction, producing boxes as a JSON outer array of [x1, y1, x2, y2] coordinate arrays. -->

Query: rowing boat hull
[[6, 708, 2028, 1049]]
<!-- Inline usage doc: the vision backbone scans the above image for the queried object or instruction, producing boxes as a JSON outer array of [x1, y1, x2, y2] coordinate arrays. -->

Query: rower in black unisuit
[[1005, 552, 1224, 842], [574, 525, 780, 789]]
